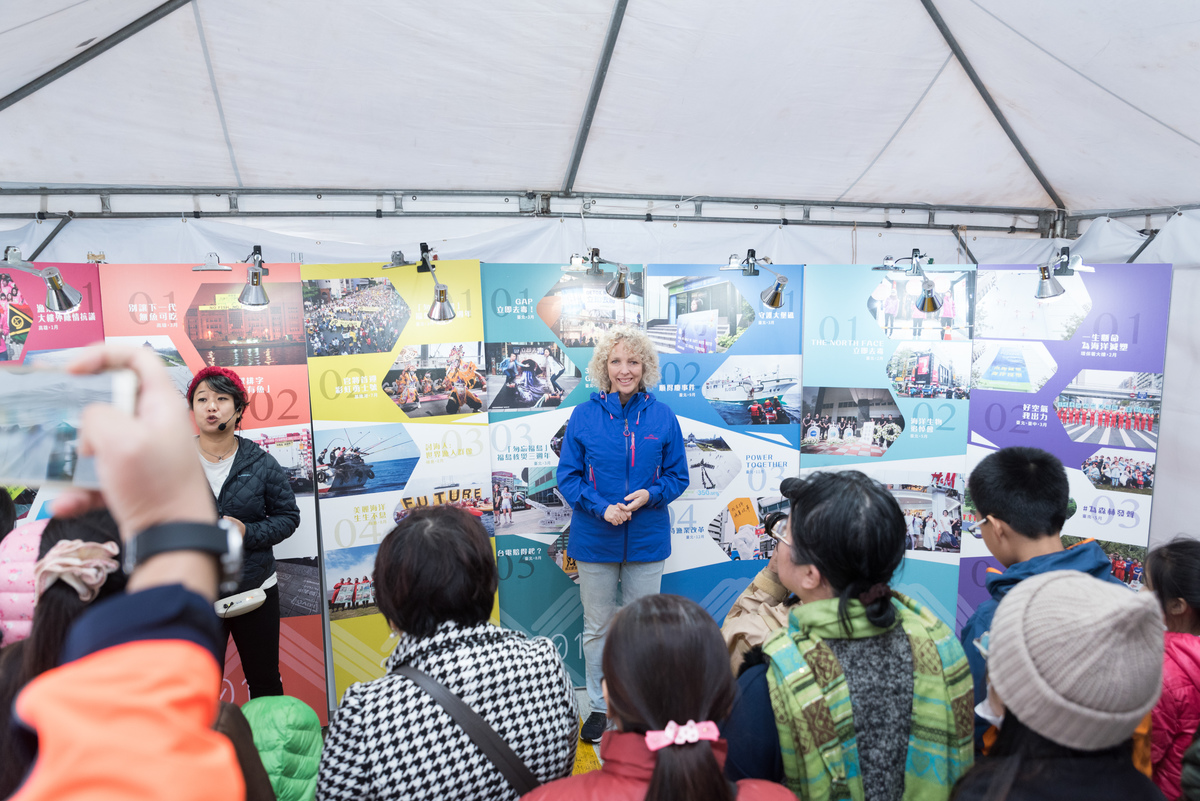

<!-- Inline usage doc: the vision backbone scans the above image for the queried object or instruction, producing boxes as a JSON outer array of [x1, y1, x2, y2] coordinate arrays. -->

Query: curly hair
[[588, 325, 660, 394]]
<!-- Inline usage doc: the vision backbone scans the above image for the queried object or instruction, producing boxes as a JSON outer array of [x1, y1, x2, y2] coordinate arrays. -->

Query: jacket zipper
[[623, 410, 630, 562]]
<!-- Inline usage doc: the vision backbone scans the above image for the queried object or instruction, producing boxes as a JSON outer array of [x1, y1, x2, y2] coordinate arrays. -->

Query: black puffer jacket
[[215, 437, 301, 594]]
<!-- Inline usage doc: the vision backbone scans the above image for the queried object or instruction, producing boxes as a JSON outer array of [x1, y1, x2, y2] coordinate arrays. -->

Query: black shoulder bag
[[393, 664, 540, 795]]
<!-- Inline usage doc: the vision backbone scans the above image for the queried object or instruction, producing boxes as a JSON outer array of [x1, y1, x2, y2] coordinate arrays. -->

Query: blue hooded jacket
[[556, 391, 689, 563], [960, 539, 1126, 748]]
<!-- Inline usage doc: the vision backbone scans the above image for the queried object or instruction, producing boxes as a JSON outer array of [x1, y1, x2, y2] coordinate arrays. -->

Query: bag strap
[[393, 664, 540, 795]]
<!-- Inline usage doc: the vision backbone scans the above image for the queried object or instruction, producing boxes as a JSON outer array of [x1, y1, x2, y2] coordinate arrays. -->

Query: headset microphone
[[216, 412, 237, 432]]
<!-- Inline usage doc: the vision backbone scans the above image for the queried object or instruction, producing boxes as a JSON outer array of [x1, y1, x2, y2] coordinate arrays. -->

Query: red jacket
[[1153, 631, 1200, 800], [522, 730, 795, 801]]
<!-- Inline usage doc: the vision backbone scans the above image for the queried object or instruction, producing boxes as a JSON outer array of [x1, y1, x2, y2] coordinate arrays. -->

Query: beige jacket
[[720, 565, 796, 676]]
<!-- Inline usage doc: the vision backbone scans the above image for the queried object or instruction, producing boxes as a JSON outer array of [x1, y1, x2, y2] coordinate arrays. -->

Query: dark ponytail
[[784, 471, 907, 633], [19, 510, 125, 683], [602, 594, 735, 801], [0, 509, 123, 798]]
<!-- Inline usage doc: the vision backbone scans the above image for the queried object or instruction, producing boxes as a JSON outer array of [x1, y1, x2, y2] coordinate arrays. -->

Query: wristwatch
[[124, 519, 243, 595]]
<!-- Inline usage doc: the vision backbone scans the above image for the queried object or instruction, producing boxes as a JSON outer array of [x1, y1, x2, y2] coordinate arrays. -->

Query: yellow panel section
[[329, 612, 393, 702]]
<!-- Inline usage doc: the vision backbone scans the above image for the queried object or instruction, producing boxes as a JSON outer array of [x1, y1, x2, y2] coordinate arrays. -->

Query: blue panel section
[[661, 559, 769, 622]]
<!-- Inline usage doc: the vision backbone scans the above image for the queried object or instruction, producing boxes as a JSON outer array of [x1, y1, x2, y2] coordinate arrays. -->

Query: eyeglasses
[[764, 523, 790, 546], [968, 520, 984, 539]]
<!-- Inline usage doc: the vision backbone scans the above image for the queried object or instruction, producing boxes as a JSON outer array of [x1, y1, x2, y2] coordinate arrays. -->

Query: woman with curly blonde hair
[[557, 325, 690, 745]]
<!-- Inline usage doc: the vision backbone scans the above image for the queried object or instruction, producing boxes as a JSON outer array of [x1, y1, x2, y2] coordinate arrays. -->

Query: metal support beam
[[27, 215, 73, 260], [951, 226, 979, 265], [1126, 230, 1159, 263], [0, 186, 1050, 217], [918, 0, 1066, 211], [561, 0, 630, 193], [1067, 204, 1200, 221], [0, 207, 1043, 233], [0, 0, 193, 113]]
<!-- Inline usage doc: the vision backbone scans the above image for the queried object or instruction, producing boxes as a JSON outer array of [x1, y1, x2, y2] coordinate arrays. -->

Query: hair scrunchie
[[644, 720, 720, 752], [34, 539, 120, 602]]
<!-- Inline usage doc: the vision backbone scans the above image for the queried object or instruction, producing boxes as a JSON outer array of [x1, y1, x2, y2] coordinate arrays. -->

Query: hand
[[222, 515, 246, 537], [603, 505, 630, 526], [618, 489, 650, 514], [767, 542, 784, 578], [54, 345, 216, 538], [53, 346, 219, 599]]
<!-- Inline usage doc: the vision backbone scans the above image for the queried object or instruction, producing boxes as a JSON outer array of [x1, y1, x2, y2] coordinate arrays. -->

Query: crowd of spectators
[[306, 282, 409, 357], [0, 347, 1194, 801], [1084, 453, 1156, 491]]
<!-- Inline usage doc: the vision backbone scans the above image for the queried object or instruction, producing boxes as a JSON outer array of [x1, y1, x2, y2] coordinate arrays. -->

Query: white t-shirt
[[200, 451, 236, 497]]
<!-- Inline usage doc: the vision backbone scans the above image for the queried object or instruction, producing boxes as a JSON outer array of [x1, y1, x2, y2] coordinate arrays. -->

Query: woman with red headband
[[187, 365, 300, 698]]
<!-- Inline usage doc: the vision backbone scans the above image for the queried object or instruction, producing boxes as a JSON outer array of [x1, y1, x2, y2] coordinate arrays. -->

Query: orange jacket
[[10, 586, 243, 801]]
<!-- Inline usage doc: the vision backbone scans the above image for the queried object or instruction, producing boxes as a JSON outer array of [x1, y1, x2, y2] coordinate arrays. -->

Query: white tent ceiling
[[3, 0, 1200, 217]]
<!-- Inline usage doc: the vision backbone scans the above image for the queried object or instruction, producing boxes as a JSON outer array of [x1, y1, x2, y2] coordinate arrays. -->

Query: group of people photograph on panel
[[0, 330, 1194, 801]]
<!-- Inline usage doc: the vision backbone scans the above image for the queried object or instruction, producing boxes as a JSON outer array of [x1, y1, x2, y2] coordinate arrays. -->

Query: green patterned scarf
[[762, 592, 974, 801]]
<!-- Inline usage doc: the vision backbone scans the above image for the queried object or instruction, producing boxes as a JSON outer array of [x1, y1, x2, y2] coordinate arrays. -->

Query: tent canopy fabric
[[3, 0, 1200, 214]]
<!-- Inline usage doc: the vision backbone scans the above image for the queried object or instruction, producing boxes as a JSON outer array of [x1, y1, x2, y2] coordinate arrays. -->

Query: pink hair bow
[[644, 719, 720, 752]]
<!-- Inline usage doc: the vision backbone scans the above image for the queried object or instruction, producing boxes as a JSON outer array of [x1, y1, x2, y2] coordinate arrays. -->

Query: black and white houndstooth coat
[[317, 620, 578, 801]]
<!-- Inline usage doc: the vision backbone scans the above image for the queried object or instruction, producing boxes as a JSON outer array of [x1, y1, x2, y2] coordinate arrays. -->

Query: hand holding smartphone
[[0, 366, 137, 488]]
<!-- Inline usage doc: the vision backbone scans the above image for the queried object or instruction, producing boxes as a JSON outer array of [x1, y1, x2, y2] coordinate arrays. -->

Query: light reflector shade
[[760, 276, 787, 308], [239, 265, 270, 309], [605, 269, 631, 299], [1036, 265, 1066, 299], [45, 272, 83, 313], [428, 284, 456, 321], [915, 280, 942, 313]]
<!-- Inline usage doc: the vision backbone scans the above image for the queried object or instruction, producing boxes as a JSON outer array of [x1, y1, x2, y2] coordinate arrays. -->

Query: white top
[[200, 450, 236, 497]]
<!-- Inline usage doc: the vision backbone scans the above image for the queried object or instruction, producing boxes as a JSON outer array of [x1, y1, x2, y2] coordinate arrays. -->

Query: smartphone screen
[[0, 368, 137, 488]]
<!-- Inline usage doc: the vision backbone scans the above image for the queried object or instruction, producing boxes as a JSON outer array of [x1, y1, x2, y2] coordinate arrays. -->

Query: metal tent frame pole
[[919, 0, 1066, 211], [0, 0, 193, 114], [562, 0, 630, 193]]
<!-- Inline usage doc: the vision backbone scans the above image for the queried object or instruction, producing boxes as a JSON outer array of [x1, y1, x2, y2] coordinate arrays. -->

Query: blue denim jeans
[[575, 559, 665, 713]]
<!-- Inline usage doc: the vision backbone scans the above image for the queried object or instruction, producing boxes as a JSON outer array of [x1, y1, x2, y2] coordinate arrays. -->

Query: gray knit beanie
[[988, 569, 1164, 751]]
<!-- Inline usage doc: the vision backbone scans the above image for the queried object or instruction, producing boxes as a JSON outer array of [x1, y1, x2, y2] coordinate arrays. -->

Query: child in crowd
[[951, 571, 1164, 800], [722, 471, 973, 800], [959, 446, 1125, 749], [1145, 538, 1200, 800], [523, 593, 794, 801], [0, 511, 126, 797]]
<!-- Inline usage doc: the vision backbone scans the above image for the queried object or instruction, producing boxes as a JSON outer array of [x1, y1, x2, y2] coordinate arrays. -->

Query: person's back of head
[[603, 594, 736, 801], [968, 446, 1068, 540], [374, 504, 496, 639], [1145, 537, 1200, 633], [779, 471, 907, 632], [22, 509, 125, 685], [988, 570, 1163, 754], [0, 509, 123, 797]]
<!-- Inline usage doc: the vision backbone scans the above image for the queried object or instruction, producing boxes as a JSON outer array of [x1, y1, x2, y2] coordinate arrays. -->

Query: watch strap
[[126, 522, 228, 575]]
